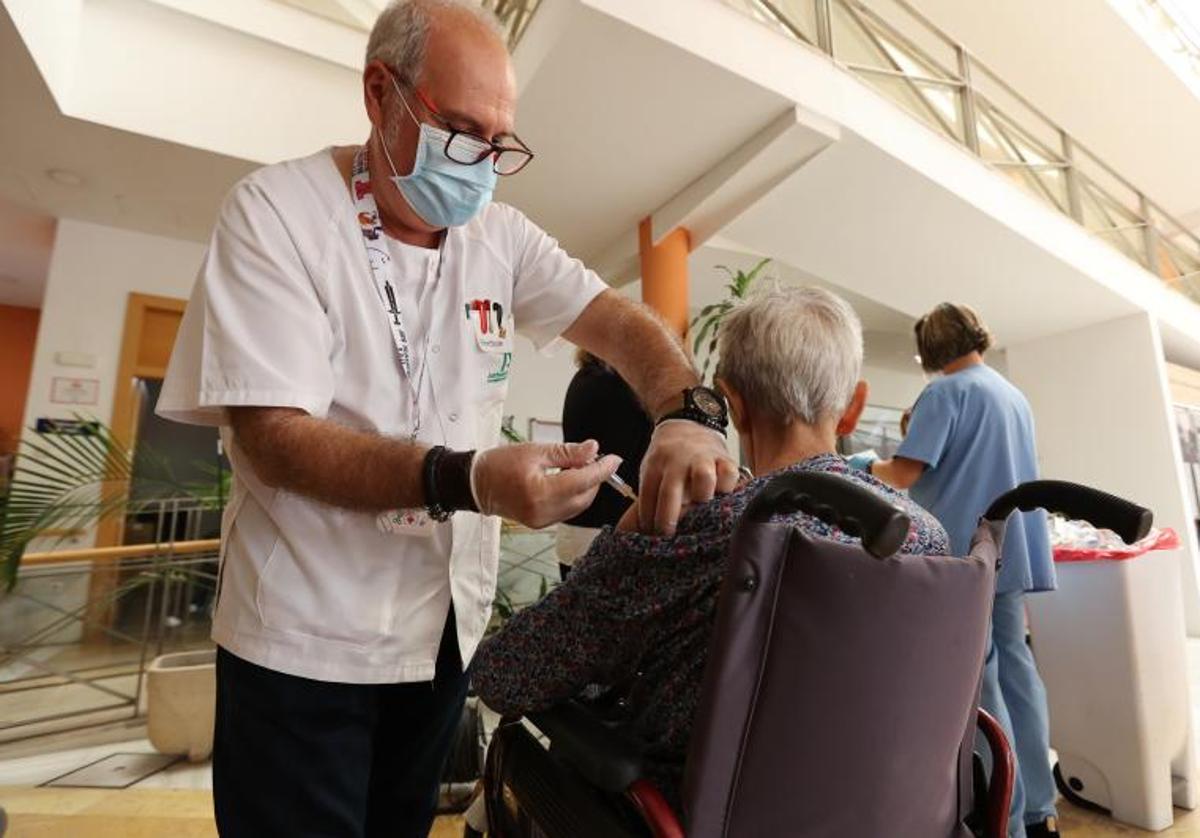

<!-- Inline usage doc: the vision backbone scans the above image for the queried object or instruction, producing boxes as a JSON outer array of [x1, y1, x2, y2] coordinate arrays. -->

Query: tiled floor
[[0, 787, 466, 837], [0, 738, 472, 836]]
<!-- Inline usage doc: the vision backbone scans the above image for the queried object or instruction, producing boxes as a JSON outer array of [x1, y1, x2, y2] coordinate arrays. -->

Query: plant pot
[[146, 649, 216, 762]]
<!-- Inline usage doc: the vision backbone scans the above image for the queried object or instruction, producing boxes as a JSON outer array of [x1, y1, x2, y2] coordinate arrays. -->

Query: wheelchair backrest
[[682, 474, 1000, 837]]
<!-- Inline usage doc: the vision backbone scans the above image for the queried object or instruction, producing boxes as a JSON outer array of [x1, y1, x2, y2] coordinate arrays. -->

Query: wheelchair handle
[[984, 480, 1152, 545], [745, 471, 912, 559]]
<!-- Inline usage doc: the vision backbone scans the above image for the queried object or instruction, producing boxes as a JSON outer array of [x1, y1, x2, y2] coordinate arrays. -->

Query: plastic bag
[[1050, 512, 1181, 562]]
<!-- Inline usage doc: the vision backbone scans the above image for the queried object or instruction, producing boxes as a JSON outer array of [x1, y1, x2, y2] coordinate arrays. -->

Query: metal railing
[[0, 499, 220, 746], [727, 0, 1200, 303], [481, 0, 544, 49], [0, 496, 561, 746]]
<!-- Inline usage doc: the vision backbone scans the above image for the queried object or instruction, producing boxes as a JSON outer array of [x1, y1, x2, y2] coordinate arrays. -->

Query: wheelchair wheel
[[439, 701, 486, 814], [1053, 761, 1110, 816]]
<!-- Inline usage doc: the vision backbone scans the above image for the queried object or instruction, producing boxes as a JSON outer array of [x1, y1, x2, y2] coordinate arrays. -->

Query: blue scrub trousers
[[982, 592, 1057, 837]]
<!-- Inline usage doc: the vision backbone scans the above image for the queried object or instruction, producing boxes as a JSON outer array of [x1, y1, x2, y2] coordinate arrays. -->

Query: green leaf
[[692, 315, 719, 357], [688, 303, 726, 329]]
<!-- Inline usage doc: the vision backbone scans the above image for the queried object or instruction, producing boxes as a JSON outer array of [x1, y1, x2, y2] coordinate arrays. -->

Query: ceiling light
[[46, 168, 85, 187]]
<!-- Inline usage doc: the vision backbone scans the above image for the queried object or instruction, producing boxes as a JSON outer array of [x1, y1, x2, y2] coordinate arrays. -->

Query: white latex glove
[[638, 420, 739, 536], [471, 440, 621, 529]]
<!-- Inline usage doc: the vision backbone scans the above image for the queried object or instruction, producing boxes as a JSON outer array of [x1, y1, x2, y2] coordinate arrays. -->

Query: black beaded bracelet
[[422, 446, 478, 521]]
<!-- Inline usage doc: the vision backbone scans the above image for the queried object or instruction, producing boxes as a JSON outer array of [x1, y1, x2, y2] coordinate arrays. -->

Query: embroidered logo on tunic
[[487, 352, 513, 384]]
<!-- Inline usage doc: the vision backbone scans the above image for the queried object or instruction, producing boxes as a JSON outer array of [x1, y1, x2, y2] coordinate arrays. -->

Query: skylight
[[1110, 0, 1200, 96]]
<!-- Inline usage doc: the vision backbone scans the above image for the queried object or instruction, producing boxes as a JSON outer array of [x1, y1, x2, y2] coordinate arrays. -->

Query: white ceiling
[[0, 10, 256, 242], [0, 5, 258, 306], [904, 0, 1200, 233], [495, 4, 792, 265], [274, 0, 387, 30], [720, 131, 1141, 351]]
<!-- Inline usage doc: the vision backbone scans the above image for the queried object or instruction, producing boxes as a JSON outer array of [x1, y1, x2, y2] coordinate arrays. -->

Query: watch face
[[692, 388, 725, 418]]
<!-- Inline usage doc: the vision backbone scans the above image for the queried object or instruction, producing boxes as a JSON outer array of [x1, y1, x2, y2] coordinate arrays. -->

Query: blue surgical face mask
[[380, 78, 497, 228]]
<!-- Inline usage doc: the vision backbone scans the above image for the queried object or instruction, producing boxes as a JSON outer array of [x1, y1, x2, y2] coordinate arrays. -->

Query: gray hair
[[365, 0, 504, 81], [716, 286, 863, 425]]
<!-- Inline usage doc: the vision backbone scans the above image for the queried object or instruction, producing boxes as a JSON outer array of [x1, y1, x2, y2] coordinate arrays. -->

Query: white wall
[[22, 218, 204, 448], [504, 335, 576, 439], [6, 219, 203, 638], [1006, 313, 1200, 633]]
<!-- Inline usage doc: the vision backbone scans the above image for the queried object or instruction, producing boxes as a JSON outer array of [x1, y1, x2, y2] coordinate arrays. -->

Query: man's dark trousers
[[213, 609, 469, 837]]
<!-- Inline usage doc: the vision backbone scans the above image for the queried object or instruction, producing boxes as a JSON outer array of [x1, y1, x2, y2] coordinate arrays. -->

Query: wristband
[[423, 446, 479, 521]]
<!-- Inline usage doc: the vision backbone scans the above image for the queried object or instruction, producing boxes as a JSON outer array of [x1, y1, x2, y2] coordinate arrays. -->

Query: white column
[[1006, 312, 1200, 633]]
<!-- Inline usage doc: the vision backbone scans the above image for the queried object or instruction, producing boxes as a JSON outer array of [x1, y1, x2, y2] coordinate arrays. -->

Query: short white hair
[[716, 286, 863, 425], [365, 0, 504, 81]]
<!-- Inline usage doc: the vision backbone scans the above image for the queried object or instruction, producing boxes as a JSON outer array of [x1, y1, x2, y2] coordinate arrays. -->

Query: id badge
[[377, 508, 434, 537]]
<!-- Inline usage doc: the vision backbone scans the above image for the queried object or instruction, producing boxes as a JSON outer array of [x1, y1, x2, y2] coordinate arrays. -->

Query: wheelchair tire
[[444, 701, 486, 783], [1053, 761, 1110, 816], [439, 701, 486, 815]]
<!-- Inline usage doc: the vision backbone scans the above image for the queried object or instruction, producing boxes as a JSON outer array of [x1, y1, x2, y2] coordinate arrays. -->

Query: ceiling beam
[[590, 104, 840, 286]]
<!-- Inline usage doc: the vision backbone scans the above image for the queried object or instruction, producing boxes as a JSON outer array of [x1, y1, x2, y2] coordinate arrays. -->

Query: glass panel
[[831, 0, 955, 82], [969, 61, 1064, 157], [831, 0, 897, 69], [1079, 181, 1149, 267], [764, 0, 819, 43], [996, 165, 1068, 215], [726, 0, 815, 44], [480, 0, 542, 49], [845, 0, 961, 74], [974, 101, 1062, 165], [975, 107, 1019, 164], [1162, 236, 1200, 280], [855, 74, 963, 143]]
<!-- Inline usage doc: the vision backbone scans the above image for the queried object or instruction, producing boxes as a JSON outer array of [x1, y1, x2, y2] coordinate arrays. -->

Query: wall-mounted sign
[[50, 377, 100, 406], [53, 351, 97, 369], [36, 418, 100, 436]]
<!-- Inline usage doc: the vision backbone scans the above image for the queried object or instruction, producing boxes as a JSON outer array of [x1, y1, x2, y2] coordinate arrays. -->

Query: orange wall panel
[[0, 304, 41, 453]]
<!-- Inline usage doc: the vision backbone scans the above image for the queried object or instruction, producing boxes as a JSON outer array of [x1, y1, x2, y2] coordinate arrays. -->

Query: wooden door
[[86, 293, 185, 638]]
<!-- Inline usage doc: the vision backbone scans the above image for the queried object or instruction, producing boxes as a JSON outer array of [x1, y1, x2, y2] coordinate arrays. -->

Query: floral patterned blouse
[[472, 453, 950, 806]]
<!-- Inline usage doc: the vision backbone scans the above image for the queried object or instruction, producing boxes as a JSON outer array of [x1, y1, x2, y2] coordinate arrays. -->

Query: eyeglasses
[[393, 72, 534, 176]]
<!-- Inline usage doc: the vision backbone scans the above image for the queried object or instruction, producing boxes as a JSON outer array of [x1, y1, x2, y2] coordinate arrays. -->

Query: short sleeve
[[157, 180, 335, 426], [509, 210, 607, 351], [896, 383, 957, 469]]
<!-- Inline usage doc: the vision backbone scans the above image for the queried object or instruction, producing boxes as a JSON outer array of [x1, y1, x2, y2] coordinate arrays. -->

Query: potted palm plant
[[689, 258, 772, 382], [0, 418, 223, 760]]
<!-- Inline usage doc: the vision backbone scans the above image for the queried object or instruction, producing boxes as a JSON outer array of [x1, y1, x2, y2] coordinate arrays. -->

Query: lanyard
[[352, 146, 440, 441]]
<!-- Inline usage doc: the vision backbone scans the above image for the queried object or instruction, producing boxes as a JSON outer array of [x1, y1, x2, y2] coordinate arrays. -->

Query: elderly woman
[[471, 286, 950, 806]]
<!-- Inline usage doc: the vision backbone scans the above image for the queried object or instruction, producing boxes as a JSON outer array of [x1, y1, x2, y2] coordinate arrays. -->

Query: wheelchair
[[478, 473, 1152, 837]]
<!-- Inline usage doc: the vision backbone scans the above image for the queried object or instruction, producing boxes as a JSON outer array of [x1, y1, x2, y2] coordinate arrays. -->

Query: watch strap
[[657, 409, 727, 436]]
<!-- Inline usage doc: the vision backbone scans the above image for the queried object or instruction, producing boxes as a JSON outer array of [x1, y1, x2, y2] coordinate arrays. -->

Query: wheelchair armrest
[[984, 480, 1152, 544], [528, 699, 646, 793]]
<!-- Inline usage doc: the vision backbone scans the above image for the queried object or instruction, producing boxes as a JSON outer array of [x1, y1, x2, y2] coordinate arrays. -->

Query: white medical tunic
[[158, 148, 607, 684]]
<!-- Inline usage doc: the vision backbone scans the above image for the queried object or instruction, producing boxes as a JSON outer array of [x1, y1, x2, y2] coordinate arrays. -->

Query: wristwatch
[[657, 386, 729, 435]]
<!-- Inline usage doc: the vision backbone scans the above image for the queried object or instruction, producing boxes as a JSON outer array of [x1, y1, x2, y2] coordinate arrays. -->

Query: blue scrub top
[[897, 363, 1055, 594]]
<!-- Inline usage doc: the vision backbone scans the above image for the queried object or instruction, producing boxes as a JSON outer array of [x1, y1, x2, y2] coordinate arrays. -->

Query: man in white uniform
[[157, 1, 737, 835]]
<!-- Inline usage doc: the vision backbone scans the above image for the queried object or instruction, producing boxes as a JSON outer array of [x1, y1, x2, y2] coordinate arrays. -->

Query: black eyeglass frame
[[392, 70, 535, 176]]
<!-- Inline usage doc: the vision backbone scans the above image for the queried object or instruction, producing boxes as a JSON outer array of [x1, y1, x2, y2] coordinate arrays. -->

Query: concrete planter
[[146, 649, 216, 762]]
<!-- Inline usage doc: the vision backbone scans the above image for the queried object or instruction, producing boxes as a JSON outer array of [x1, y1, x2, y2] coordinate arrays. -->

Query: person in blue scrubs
[[862, 303, 1058, 838]]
